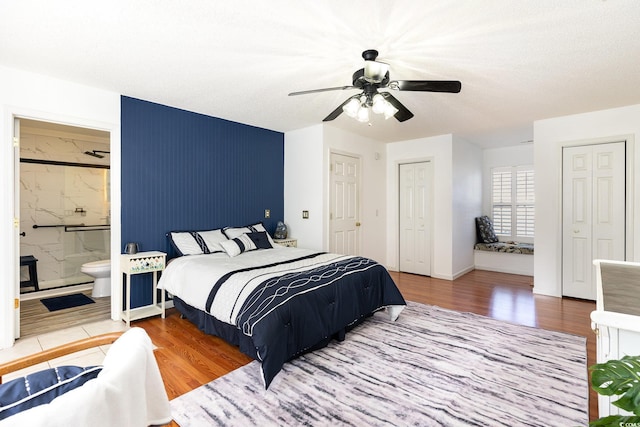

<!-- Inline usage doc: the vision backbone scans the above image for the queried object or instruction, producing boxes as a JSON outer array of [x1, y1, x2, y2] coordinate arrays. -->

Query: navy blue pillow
[[0, 365, 102, 420], [247, 231, 273, 249]]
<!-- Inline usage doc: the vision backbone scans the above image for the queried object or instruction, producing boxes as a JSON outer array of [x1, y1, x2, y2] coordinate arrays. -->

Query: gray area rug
[[171, 301, 588, 426]]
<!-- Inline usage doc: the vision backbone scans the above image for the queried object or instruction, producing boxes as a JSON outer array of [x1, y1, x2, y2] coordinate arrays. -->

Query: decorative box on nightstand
[[274, 238, 297, 248], [120, 251, 166, 327]]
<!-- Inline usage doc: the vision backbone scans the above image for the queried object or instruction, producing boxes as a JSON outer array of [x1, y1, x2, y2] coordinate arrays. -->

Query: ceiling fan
[[288, 49, 462, 123]]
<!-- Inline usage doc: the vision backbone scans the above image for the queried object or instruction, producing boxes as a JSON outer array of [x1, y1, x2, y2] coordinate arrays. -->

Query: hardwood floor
[[135, 269, 598, 424]]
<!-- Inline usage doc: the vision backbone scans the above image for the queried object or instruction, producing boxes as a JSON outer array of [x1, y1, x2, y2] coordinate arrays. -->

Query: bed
[[158, 224, 406, 388]]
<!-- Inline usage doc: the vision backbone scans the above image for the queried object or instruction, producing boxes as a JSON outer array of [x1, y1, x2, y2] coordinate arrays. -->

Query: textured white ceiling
[[1, 1, 640, 148]]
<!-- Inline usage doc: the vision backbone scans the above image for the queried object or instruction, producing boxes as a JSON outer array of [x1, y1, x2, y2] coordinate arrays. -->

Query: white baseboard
[[385, 266, 472, 281], [20, 284, 93, 301], [452, 265, 475, 280], [430, 272, 454, 280]]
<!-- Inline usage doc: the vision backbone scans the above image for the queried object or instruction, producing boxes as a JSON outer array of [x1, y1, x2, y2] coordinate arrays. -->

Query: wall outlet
[[264, 209, 270, 218], [302, 210, 309, 219]]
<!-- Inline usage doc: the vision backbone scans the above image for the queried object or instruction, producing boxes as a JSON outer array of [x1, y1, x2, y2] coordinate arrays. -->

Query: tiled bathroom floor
[[0, 319, 129, 383]]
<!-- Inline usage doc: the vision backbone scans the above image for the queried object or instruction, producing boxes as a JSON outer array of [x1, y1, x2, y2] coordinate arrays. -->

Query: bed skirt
[[173, 297, 370, 365]]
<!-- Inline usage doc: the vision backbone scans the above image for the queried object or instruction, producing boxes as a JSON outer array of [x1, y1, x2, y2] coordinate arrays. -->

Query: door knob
[[574, 229, 580, 233], [355, 222, 361, 227]]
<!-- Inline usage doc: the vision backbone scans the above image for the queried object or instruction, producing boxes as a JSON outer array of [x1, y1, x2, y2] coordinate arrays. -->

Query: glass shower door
[[20, 161, 110, 292]]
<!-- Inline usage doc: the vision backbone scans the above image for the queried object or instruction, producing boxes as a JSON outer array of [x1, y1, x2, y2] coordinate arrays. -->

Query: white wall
[[287, 128, 482, 280], [283, 124, 387, 263], [0, 65, 120, 348], [322, 126, 387, 263], [284, 125, 324, 250], [386, 134, 454, 278], [451, 136, 483, 277], [533, 104, 640, 297]]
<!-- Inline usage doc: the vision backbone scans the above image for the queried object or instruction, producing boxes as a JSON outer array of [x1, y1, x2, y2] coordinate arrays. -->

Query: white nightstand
[[120, 251, 166, 326], [274, 238, 297, 248]]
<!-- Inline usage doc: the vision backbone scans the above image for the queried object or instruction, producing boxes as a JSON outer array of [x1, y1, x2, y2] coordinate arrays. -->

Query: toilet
[[80, 259, 111, 297]]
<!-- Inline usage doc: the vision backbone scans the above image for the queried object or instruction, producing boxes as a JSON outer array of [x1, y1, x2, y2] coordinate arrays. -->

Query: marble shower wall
[[20, 128, 110, 290]]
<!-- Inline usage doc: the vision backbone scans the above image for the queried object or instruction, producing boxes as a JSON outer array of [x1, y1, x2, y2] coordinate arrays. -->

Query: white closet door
[[329, 152, 360, 255], [562, 142, 625, 300], [399, 162, 431, 276]]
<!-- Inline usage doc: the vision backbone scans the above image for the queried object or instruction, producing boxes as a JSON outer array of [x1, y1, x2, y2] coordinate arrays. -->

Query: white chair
[[0, 328, 171, 426], [591, 259, 640, 417]]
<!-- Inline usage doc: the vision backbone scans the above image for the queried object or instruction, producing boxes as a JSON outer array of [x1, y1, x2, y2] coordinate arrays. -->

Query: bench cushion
[[474, 241, 534, 255]]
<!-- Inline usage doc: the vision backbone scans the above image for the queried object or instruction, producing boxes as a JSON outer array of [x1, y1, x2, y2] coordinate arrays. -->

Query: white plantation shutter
[[490, 166, 535, 240], [516, 168, 535, 237], [491, 168, 512, 235]]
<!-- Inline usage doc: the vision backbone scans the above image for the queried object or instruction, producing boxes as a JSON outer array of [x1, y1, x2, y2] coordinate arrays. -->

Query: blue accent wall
[[121, 96, 284, 308]]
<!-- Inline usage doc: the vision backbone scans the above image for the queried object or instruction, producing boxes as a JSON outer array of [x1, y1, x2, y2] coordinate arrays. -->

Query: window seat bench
[[474, 241, 534, 276], [474, 241, 534, 255]]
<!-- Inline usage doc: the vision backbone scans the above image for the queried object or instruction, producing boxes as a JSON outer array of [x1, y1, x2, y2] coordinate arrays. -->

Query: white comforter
[[158, 248, 352, 327], [160, 247, 407, 388]]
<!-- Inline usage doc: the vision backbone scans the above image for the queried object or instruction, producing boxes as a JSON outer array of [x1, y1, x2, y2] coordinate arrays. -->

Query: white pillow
[[222, 226, 251, 239], [223, 223, 276, 246], [169, 229, 228, 255], [197, 229, 228, 253], [219, 234, 257, 257]]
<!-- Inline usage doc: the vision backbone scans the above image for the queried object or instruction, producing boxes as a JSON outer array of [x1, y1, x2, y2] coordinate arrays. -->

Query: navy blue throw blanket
[[204, 254, 406, 388]]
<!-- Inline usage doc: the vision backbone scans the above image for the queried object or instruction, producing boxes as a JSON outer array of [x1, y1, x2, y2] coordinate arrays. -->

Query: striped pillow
[[219, 234, 257, 257], [223, 223, 276, 247], [169, 229, 228, 256], [0, 366, 102, 420]]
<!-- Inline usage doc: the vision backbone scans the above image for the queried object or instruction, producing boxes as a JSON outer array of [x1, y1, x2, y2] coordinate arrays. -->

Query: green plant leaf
[[590, 355, 640, 414], [589, 415, 640, 427]]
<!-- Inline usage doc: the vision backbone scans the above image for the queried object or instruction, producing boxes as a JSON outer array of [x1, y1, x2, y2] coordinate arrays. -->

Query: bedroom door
[[329, 152, 360, 255], [562, 142, 626, 300], [399, 162, 432, 276]]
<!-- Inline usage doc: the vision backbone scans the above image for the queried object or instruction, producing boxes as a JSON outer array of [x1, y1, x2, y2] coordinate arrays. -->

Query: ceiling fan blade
[[394, 80, 461, 93], [288, 86, 357, 96], [381, 92, 414, 122], [322, 96, 357, 122]]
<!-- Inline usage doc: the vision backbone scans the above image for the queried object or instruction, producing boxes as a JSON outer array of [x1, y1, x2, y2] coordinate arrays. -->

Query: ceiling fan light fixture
[[342, 97, 360, 118], [371, 93, 386, 114], [364, 60, 389, 83], [356, 105, 370, 122], [383, 102, 399, 120], [293, 49, 461, 124]]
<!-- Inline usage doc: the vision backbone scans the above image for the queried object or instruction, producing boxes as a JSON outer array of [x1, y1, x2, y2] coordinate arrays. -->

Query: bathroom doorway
[[17, 118, 112, 335]]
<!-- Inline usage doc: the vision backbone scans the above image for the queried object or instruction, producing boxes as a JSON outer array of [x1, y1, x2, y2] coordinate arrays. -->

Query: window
[[491, 166, 534, 241]]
